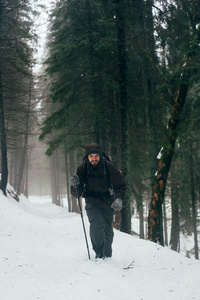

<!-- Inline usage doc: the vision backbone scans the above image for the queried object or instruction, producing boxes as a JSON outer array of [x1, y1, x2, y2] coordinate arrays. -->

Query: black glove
[[70, 186, 77, 197], [71, 174, 80, 188], [111, 198, 123, 211]]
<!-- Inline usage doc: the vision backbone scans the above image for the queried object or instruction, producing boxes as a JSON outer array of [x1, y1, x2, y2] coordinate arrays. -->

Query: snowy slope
[[1, 191, 200, 300]]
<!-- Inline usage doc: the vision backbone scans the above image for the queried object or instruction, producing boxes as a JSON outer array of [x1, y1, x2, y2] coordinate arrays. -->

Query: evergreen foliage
[[41, 0, 118, 152]]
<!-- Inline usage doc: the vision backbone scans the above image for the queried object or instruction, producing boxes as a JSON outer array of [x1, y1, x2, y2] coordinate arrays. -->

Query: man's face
[[88, 153, 100, 166]]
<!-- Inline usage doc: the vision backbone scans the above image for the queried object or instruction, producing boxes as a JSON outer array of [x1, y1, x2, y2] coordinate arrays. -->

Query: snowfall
[[1, 186, 200, 300]]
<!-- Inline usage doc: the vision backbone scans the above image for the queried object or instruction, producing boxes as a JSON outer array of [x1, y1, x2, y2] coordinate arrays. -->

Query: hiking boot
[[104, 254, 112, 259], [95, 253, 104, 259]]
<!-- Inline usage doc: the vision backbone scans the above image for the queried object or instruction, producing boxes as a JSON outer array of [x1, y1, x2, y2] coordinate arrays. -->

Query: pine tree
[[0, 0, 36, 195], [148, 0, 200, 245]]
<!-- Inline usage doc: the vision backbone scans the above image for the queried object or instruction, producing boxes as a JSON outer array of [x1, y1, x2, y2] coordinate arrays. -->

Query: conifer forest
[[1, 0, 200, 258]]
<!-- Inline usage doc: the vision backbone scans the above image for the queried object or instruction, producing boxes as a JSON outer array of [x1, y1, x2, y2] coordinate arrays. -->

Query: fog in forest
[[28, 141, 51, 196]]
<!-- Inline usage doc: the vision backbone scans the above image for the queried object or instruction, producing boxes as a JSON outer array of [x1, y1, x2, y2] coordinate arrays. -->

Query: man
[[71, 143, 126, 259]]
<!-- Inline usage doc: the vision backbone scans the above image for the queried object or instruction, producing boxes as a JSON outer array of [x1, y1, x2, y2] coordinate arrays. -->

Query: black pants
[[85, 202, 114, 257]]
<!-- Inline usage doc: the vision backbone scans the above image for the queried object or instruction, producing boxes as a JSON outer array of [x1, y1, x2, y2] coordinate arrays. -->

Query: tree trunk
[[51, 154, 56, 204], [115, 0, 131, 234], [148, 82, 188, 245], [70, 151, 79, 213], [139, 201, 144, 239], [170, 162, 180, 252], [189, 141, 199, 259], [143, 0, 159, 192], [85, 0, 101, 143], [24, 156, 29, 197], [64, 144, 72, 212], [134, 189, 144, 239], [51, 150, 60, 206], [0, 68, 8, 196], [17, 76, 32, 195], [163, 198, 168, 246]]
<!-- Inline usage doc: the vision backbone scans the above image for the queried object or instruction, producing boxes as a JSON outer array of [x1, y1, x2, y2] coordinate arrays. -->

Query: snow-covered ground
[[1, 189, 200, 300]]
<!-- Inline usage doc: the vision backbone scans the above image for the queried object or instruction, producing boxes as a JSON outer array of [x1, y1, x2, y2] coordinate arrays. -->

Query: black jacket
[[76, 157, 126, 209]]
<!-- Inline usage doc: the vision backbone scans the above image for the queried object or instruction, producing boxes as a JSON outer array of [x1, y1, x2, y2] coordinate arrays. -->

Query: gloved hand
[[70, 186, 77, 197], [111, 198, 123, 211], [71, 174, 80, 188]]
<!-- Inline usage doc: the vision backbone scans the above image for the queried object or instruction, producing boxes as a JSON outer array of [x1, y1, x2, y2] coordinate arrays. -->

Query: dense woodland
[[1, 0, 200, 258]]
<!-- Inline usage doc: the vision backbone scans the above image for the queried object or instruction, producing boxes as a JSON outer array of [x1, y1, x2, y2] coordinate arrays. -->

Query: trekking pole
[[76, 188, 91, 260], [71, 175, 91, 260]]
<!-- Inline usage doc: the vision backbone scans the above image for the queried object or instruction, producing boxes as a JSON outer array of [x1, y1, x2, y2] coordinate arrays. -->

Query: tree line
[[0, 0, 39, 197]]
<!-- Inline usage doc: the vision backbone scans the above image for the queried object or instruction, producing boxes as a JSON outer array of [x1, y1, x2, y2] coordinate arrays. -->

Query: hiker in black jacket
[[71, 143, 126, 259]]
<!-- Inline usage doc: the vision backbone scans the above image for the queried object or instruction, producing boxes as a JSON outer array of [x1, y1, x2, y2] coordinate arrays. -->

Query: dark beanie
[[85, 143, 102, 156]]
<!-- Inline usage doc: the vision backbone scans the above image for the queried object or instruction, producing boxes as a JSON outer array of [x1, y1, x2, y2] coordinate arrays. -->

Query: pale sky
[[32, 0, 56, 74]]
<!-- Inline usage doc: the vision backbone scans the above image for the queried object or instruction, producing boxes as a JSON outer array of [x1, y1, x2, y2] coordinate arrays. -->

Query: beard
[[89, 160, 100, 169], [90, 161, 98, 166]]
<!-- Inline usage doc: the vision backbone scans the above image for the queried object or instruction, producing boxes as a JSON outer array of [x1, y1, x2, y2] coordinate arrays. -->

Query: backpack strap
[[103, 156, 107, 177]]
